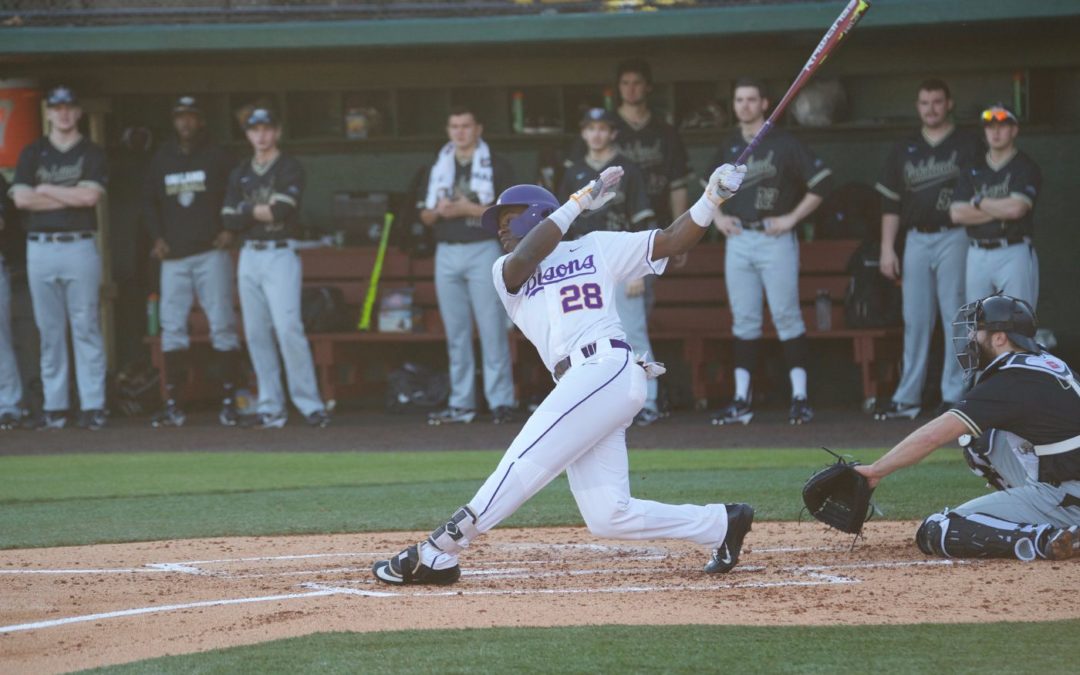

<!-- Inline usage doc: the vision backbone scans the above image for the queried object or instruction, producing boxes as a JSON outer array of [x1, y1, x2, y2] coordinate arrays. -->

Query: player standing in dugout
[[0, 171, 24, 430], [558, 107, 660, 426], [874, 79, 982, 421], [143, 95, 244, 428], [950, 104, 1042, 309], [9, 86, 109, 431], [707, 76, 833, 426]]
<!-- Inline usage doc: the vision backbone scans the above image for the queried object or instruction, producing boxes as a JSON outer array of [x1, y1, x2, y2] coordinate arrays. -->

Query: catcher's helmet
[[953, 293, 1039, 384], [481, 184, 560, 239]]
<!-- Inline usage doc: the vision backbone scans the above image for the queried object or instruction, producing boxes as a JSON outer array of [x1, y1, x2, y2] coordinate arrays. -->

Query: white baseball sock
[[789, 367, 807, 400], [734, 368, 751, 401]]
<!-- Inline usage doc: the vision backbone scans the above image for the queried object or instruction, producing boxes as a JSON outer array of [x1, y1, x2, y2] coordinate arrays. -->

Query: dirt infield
[[3, 522, 1079, 674]]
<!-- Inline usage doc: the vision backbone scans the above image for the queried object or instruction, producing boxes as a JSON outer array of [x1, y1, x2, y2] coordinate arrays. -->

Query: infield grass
[[81, 620, 1080, 674], [0, 448, 985, 548]]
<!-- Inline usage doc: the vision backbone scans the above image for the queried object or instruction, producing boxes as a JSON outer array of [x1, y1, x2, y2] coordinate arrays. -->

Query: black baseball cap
[[45, 86, 78, 107], [172, 95, 202, 116], [245, 107, 279, 129], [580, 107, 619, 128]]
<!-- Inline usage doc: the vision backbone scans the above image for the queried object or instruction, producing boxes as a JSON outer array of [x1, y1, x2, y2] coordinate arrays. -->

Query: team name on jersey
[[975, 172, 1011, 199], [903, 151, 960, 191], [741, 151, 779, 187], [36, 156, 84, 186], [619, 138, 664, 169], [522, 254, 597, 298], [164, 170, 208, 195]]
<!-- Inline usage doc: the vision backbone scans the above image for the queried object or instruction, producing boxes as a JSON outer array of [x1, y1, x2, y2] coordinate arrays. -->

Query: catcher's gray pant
[[953, 429, 1080, 528], [965, 240, 1039, 309], [420, 347, 729, 570], [435, 240, 514, 411], [237, 244, 324, 417], [892, 228, 967, 406], [0, 256, 23, 415], [160, 248, 240, 353], [725, 231, 805, 341], [614, 278, 657, 411], [27, 237, 106, 412]]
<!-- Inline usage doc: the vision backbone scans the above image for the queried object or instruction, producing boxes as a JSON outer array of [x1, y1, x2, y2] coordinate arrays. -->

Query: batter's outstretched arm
[[652, 164, 746, 262], [652, 211, 709, 261]]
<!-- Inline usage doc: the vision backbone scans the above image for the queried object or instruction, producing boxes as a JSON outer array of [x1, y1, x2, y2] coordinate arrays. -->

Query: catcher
[[837, 294, 1079, 562]]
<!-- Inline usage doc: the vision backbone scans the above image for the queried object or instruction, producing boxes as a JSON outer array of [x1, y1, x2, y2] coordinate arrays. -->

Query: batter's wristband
[[548, 199, 583, 234], [689, 193, 719, 227]]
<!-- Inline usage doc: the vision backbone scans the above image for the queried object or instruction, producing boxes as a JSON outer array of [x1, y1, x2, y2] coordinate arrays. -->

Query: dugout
[[1, 0, 1079, 406]]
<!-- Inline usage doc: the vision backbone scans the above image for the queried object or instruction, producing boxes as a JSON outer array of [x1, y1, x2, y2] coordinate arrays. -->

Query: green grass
[[81, 621, 1080, 674], [0, 448, 986, 548]]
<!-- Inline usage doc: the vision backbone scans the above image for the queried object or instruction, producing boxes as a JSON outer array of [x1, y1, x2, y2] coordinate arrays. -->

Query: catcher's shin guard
[[427, 505, 480, 555], [916, 511, 1052, 561]]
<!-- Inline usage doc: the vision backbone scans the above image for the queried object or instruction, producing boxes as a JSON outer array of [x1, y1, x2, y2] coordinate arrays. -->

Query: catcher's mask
[[481, 184, 560, 239], [953, 293, 1039, 386]]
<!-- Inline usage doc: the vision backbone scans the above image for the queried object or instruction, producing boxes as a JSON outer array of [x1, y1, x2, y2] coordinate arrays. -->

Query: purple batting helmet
[[481, 184, 561, 239]]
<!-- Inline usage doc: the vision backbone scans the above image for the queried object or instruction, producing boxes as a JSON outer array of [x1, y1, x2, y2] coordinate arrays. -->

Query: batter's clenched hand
[[706, 163, 747, 204], [572, 165, 623, 211]]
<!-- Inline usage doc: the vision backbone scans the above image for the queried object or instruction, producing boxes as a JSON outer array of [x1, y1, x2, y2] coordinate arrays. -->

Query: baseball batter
[[855, 294, 1080, 561], [558, 107, 660, 426], [221, 108, 329, 429], [707, 77, 832, 426], [373, 163, 751, 586], [0, 171, 23, 430], [144, 95, 242, 428], [950, 104, 1041, 308], [9, 86, 109, 430], [875, 79, 981, 420]]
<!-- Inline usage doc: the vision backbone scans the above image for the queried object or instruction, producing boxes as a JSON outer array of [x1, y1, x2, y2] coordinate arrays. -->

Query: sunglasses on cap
[[981, 107, 1017, 124]]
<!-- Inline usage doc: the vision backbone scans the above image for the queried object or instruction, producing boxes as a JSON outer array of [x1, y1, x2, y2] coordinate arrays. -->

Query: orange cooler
[[0, 79, 42, 169]]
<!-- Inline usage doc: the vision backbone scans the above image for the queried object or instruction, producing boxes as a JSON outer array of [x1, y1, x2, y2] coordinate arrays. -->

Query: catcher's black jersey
[[558, 153, 655, 239], [222, 152, 304, 241], [707, 128, 833, 223], [9, 136, 108, 233], [952, 149, 1041, 240], [875, 127, 981, 230]]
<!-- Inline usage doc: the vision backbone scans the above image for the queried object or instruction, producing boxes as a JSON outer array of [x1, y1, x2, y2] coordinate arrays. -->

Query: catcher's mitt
[[802, 449, 875, 534]]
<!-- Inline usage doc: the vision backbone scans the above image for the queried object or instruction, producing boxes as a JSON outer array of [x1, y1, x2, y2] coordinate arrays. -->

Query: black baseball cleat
[[372, 544, 461, 586], [705, 503, 754, 574], [428, 407, 476, 426], [873, 401, 920, 421], [789, 397, 814, 425], [151, 403, 186, 428], [491, 406, 514, 425], [305, 410, 331, 428], [711, 398, 753, 426]]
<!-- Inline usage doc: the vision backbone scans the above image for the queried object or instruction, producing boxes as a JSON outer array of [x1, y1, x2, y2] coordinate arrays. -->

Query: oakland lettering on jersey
[[36, 156, 84, 186], [164, 170, 208, 195], [741, 151, 779, 187], [903, 151, 961, 191], [523, 254, 597, 297]]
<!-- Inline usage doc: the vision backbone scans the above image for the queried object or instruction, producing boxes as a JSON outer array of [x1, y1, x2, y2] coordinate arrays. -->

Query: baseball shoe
[[634, 407, 662, 427], [789, 397, 814, 425], [372, 544, 461, 586], [240, 411, 287, 429], [151, 403, 186, 428], [305, 410, 331, 428], [33, 410, 68, 430], [428, 407, 476, 426], [711, 398, 753, 426], [0, 411, 22, 431], [78, 409, 108, 431], [218, 400, 240, 427], [1039, 526, 1078, 561], [491, 406, 514, 425], [705, 503, 755, 574], [873, 401, 920, 421]]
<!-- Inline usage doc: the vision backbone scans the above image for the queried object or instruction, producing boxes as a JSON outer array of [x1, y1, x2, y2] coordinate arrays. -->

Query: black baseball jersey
[[9, 136, 108, 233], [558, 153, 655, 239], [222, 152, 304, 241], [143, 137, 233, 259], [569, 113, 692, 219], [952, 149, 1041, 240], [416, 153, 516, 244], [875, 127, 981, 230], [707, 128, 833, 223], [949, 351, 1080, 483]]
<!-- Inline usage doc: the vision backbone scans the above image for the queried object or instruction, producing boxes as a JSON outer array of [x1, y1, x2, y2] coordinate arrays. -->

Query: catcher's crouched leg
[[915, 511, 1058, 562], [372, 506, 479, 585]]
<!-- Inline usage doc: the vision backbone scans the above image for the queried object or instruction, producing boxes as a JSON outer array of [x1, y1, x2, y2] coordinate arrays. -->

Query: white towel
[[425, 139, 495, 210]]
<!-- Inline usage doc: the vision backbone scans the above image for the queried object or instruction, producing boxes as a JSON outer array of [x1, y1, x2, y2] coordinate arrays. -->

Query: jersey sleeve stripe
[[947, 409, 982, 437], [631, 208, 655, 225], [669, 175, 691, 191], [645, 229, 665, 276], [1008, 191, 1034, 207], [806, 168, 832, 190], [270, 193, 297, 207], [874, 182, 901, 202], [221, 206, 238, 215], [77, 180, 106, 193]]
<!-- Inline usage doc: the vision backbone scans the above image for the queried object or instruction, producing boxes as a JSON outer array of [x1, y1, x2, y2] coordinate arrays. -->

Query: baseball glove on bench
[[802, 448, 875, 535]]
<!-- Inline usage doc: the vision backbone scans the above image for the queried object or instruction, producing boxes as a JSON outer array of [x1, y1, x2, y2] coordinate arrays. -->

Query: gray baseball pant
[[435, 240, 515, 411], [614, 279, 657, 411], [0, 256, 23, 415], [965, 241, 1039, 309], [27, 237, 107, 412], [892, 228, 968, 406], [160, 248, 241, 353], [237, 244, 324, 417], [725, 231, 805, 341]]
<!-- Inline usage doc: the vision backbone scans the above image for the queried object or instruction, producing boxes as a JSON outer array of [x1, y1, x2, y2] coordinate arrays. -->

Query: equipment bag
[[843, 241, 902, 328]]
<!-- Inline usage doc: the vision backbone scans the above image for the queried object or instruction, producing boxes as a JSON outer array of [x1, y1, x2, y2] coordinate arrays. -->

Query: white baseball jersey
[[492, 229, 668, 371]]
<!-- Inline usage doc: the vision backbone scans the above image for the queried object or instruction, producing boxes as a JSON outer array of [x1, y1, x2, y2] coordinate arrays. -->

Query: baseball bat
[[358, 211, 395, 331], [735, 0, 871, 164]]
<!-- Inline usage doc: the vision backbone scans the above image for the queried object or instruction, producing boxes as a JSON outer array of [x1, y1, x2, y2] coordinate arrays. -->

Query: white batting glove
[[707, 163, 747, 204], [571, 165, 624, 211]]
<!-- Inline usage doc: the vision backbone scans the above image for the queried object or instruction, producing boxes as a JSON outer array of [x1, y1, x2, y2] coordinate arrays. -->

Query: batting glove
[[708, 163, 747, 204], [571, 165, 624, 211]]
